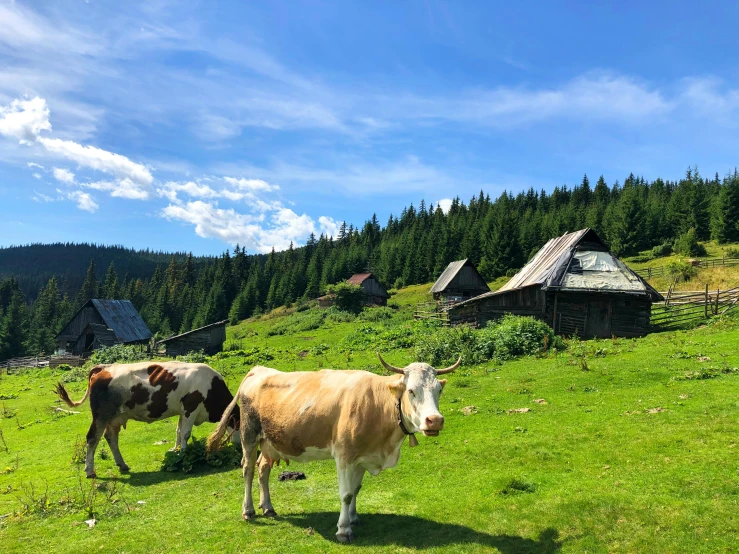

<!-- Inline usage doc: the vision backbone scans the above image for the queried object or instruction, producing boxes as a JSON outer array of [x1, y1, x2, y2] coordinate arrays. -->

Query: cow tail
[[54, 366, 104, 408], [207, 393, 240, 453]]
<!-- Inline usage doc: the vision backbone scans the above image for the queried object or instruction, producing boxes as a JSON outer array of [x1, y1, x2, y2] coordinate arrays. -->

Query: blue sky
[[1, 1, 739, 255]]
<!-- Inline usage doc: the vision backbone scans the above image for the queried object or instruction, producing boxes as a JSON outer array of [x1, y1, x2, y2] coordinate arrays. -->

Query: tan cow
[[55, 361, 239, 478], [208, 353, 459, 543]]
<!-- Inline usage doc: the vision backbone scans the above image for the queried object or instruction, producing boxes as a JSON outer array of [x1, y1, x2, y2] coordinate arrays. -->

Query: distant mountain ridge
[[0, 243, 216, 299]]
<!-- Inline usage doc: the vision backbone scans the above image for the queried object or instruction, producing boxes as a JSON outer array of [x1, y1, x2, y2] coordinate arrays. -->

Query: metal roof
[[90, 299, 153, 343], [157, 320, 228, 344], [346, 273, 373, 285], [498, 229, 595, 292], [430, 259, 489, 294], [451, 228, 663, 306]]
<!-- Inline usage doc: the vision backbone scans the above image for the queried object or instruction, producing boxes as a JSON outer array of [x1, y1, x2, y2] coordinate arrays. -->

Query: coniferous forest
[[1, 167, 739, 360]]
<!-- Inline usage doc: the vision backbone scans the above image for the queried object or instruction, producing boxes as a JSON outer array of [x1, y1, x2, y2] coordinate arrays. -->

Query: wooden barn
[[319, 273, 390, 307], [447, 229, 664, 338], [156, 320, 228, 356], [430, 259, 490, 303], [56, 299, 153, 355]]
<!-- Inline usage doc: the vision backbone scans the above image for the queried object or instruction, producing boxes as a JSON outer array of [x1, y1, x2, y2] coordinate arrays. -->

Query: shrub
[[161, 438, 241, 473], [90, 344, 148, 365], [357, 307, 395, 322], [266, 310, 327, 336], [325, 307, 357, 324], [505, 268, 520, 278], [725, 247, 739, 258], [665, 259, 697, 282], [651, 241, 673, 257], [324, 282, 365, 314], [673, 228, 707, 257], [415, 325, 481, 366], [480, 315, 557, 360], [175, 350, 207, 363]]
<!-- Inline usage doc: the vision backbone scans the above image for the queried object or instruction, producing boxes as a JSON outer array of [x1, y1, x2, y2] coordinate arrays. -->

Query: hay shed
[[430, 259, 490, 302]]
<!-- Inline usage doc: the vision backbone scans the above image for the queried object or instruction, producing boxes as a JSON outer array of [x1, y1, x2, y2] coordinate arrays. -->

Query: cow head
[[377, 353, 460, 437]]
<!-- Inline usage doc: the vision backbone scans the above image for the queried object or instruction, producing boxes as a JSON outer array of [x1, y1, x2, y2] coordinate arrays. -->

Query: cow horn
[[436, 357, 462, 375], [377, 352, 405, 374]]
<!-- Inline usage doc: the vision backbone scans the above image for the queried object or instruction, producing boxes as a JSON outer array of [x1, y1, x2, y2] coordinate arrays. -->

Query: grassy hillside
[[2, 280, 739, 553]]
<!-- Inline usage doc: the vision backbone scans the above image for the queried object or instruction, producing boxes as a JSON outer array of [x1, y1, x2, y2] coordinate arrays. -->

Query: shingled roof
[[346, 273, 373, 285]]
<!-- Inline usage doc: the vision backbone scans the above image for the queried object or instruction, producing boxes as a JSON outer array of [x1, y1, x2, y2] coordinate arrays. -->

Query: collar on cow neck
[[397, 398, 418, 448]]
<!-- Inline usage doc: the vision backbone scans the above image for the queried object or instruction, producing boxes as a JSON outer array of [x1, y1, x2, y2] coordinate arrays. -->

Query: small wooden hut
[[348, 273, 390, 306], [447, 229, 663, 338], [56, 299, 153, 355], [157, 320, 228, 356], [430, 259, 490, 303]]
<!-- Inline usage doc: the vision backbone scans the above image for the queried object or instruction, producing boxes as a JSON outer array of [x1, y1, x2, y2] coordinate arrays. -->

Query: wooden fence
[[2, 354, 84, 374], [635, 256, 739, 280], [413, 301, 452, 326], [650, 284, 739, 330]]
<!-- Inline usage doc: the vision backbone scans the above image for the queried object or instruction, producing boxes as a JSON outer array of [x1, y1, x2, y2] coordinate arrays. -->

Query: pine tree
[[77, 260, 99, 306], [103, 262, 119, 299], [711, 171, 739, 243]]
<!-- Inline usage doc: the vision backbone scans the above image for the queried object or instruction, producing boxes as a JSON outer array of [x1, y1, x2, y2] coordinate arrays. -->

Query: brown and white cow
[[55, 361, 239, 478], [207, 353, 459, 543]]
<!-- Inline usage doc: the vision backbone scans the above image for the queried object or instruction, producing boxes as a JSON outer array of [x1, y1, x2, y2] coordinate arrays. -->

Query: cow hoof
[[263, 509, 278, 518], [336, 532, 354, 544], [118, 465, 130, 473], [242, 511, 257, 521], [86, 472, 97, 479]]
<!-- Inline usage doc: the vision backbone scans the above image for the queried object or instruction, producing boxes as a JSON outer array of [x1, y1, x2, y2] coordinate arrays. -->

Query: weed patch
[[161, 438, 241, 473], [500, 478, 537, 495]]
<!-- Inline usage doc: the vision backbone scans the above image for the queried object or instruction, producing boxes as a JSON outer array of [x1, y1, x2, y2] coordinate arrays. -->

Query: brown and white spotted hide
[[55, 361, 238, 478], [208, 360, 457, 543]]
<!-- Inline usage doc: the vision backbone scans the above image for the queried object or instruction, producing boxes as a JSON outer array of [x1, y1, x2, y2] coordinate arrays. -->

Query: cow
[[54, 361, 240, 478], [207, 353, 459, 543]]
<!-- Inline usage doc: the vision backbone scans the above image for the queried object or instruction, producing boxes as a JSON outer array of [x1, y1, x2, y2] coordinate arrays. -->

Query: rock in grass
[[278, 471, 307, 481]]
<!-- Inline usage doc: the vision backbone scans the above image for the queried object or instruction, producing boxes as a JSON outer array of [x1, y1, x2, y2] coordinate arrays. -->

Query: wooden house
[[56, 299, 153, 355], [347, 273, 390, 306], [430, 259, 490, 303], [446, 229, 663, 338], [157, 320, 228, 356], [318, 273, 390, 307]]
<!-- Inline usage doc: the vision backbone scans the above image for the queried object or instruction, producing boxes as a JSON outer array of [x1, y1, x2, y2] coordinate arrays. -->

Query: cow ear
[[439, 379, 447, 389], [387, 377, 406, 398]]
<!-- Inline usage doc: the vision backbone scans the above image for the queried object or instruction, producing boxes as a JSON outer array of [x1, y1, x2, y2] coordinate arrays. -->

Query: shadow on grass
[[96, 464, 236, 487], [282, 512, 561, 553]]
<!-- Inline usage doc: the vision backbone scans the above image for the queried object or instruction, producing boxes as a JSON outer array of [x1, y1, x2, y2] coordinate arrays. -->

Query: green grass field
[[3, 270, 739, 553]]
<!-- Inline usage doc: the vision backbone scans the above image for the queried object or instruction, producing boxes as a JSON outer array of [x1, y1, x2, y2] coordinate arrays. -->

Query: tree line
[[1, 166, 739, 360]]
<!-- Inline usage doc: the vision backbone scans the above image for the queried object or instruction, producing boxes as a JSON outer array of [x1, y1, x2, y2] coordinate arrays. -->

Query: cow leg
[[257, 455, 276, 516], [103, 424, 129, 473], [241, 444, 259, 520], [170, 416, 183, 452], [349, 469, 365, 525], [335, 463, 365, 543], [85, 420, 106, 478], [178, 415, 196, 453]]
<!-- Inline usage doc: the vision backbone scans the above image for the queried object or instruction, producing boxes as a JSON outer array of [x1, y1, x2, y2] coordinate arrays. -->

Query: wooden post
[[716, 289, 721, 315], [552, 292, 559, 334], [705, 283, 709, 318]]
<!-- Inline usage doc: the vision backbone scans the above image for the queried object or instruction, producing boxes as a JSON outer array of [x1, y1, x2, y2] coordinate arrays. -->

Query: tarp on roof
[[430, 259, 490, 294], [453, 228, 663, 305], [91, 299, 153, 343]]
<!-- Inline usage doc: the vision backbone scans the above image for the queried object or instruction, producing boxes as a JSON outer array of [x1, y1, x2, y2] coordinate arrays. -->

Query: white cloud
[[32, 172, 41, 179], [38, 137, 153, 187], [32, 191, 54, 203], [0, 97, 51, 143], [162, 200, 333, 253], [318, 215, 340, 238], [436, 198, 453, 214], [52, 167, 75, 184], [66, 190, 98, 212], [156, 180, 219, 203], [223, 177, 279, 192], [82, 179, 150, 200], [27, 162, 44, 169]]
